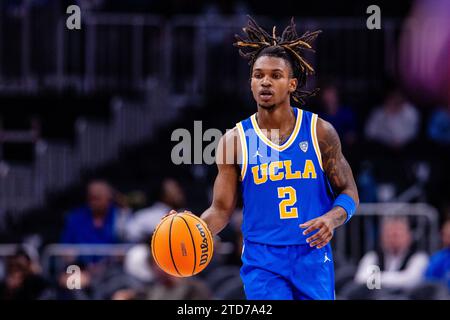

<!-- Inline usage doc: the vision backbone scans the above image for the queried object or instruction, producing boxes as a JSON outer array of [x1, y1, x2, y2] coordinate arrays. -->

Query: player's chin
[[258, 99, 276, 109]]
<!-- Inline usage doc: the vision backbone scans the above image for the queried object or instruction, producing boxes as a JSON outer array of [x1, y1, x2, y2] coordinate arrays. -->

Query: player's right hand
[[163, 210, 178, 219], [163, 209, 194, 219]]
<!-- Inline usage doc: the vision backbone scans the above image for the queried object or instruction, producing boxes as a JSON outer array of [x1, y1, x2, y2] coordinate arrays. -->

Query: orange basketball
[[151, 211, 214, 277]]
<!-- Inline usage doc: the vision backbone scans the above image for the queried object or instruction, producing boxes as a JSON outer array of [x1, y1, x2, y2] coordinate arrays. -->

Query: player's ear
[[289, 78, 298, 93]]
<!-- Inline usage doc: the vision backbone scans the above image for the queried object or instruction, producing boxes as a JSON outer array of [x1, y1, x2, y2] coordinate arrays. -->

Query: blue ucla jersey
[[236, 107, 335, 245]]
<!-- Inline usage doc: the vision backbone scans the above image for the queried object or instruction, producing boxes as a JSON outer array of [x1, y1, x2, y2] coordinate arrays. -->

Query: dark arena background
[[0, 0, 449, 302]]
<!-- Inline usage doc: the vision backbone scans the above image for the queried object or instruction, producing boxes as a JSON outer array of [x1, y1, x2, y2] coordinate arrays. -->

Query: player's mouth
[[259, 89, 274, 102]]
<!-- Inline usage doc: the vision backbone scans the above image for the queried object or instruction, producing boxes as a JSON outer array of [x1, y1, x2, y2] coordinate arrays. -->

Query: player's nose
[[261, 77, 272, 87]]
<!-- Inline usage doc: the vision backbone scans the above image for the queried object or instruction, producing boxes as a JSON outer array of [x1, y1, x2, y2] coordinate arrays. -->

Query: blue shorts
[[240, 239, 335, 300]]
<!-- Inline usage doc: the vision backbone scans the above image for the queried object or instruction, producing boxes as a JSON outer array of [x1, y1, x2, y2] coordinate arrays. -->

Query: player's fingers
[[316, 235, 334, 249], [299, 219, 316, 229], [309, 232, 328, 247], [302, 222, 320, 236], [299, 218, 318, 229], [309, 239, 321, 247], [316, 242, 329, 249], [163, 210, 178, 218], [306, 228, 326, 244]]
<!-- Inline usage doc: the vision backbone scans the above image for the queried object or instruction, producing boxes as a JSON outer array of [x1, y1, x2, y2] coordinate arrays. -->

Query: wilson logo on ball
[[196, 223, 209, 266]]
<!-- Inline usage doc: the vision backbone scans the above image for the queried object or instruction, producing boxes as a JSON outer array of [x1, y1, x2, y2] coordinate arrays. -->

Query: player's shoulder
[[290, 107, 338, 142], [315, 116, 340, 142], [219, 126, 240, 147], [216, 126, 241, 166]]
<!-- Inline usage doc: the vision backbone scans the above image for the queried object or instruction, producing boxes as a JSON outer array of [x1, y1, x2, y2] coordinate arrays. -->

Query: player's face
[[251, 56, 297, 109]]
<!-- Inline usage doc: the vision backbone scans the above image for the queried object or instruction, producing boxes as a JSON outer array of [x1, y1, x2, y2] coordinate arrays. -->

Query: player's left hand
[[299, 216, 336, 249]]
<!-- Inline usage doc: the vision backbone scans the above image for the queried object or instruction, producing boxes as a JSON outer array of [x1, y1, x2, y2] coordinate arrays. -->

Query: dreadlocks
[[233, 16, 321, 105]]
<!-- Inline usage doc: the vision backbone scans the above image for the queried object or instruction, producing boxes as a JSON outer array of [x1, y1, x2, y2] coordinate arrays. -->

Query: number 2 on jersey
[[277, 186, 298, 219]]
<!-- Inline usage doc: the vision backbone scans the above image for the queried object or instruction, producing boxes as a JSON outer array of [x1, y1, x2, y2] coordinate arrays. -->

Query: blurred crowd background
[[0, 0, 449, 300]]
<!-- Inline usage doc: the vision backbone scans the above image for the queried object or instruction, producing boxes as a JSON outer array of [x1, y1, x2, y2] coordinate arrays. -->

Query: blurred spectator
[[111, 247, 211, 300], [365, 90, 420, 149], [356, 161, 378, 203], [58, 179, 130, 274], [50, 245, 146, 300], [0, 247, 49, 300], [399, 0, 450, 105], [428, 105, 450, 145], [60, 180, 129, 244], [424, 219, 450, 292], [318, 83, 357, 146], [124, 178, 186, 243], [123, 244, 155, 284], [354, 216, 429, 291], [145, 258, 212, 300]]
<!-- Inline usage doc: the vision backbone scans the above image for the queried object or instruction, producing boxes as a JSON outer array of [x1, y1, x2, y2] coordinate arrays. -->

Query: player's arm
[[301, 118, 359, 248], [317, 118, 359, 225], [199, 128, 240, 236], [165, 128, 240, 236]]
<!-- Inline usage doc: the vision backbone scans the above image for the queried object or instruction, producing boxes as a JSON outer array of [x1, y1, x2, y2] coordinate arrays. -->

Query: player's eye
[[253, 73, 262, 79], [273, 73, 282, 79]]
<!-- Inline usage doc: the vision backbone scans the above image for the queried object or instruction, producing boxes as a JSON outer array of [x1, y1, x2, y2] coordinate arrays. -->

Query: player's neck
[[256, 102, 294, 130]]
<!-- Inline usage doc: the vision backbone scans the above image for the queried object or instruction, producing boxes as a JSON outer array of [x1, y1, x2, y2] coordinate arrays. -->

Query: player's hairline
[[252, 67, 285, 72], [252, 55, 295, 77]]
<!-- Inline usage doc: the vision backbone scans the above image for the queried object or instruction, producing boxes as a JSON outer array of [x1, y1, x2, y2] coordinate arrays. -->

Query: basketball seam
[[169, 215, 182, 276], [177, 215, 197, 276]]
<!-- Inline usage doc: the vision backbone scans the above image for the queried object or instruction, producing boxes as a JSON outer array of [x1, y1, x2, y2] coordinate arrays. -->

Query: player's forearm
[[327, 190, 359, 228], [200, 206, 233, 236], [345, 185, 359, 205], [323, 206, 347, 229], [328, 167, 359, 208]]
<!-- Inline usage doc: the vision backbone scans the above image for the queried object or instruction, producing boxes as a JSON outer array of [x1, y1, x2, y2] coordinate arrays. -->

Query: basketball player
[[167, 17, 359, 300]]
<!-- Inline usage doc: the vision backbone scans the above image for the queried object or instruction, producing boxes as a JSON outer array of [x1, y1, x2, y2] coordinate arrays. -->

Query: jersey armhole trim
[[236, 122, 248, 181], [311, 114, 324, 171]]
